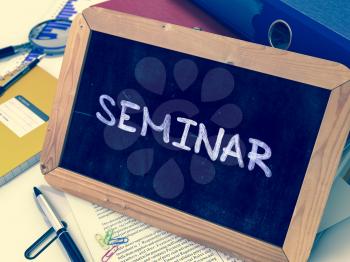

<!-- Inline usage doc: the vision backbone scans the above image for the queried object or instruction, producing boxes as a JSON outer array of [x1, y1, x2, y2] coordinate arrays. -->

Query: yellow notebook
[[0, 67, 56, 186]]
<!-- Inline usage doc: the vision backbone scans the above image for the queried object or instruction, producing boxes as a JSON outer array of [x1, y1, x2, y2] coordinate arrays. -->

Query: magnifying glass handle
[[0, 43, 31, 59]]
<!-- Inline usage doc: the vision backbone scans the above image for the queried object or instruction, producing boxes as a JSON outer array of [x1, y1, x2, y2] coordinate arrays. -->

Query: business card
[[0, 95, 48, 137]]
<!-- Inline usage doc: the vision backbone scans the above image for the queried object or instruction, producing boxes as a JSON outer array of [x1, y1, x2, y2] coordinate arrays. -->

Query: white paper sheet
[[318, 176, 350, 232], [0, 96, 47, 137], [310, 216, 350, 262]]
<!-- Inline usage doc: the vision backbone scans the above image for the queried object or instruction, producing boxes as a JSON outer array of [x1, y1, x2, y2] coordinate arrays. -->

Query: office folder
[[0, 67, 56, 186], [192, 0, 350, 67], [97, 0, 235, 37]]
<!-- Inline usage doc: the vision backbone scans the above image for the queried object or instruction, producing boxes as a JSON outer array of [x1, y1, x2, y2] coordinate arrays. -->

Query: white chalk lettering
[[96, 94, 116, 126], [220, 134, 244, 168], [141, 107, 171, 143], [118, 100, 140, 133], [248, 138, 272, 177], [96, 96, 273, 178], [194, 123, 225, 161], [172, 117, 198, 151]]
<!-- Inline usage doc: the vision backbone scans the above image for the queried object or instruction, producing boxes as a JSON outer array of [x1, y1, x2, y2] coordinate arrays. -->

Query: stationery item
[[191, 0, 350, 67], [0, 165, 93, 261], [0, 66, 56, 186], [0, 17, 70, 95], [0, 19, 70, 59], [24, 0, 105, 64], [309, 216, 350, 262], [109, 237, 128, 245], [41, 7, 350, 261], [97, 0, 235, 37], [0, 95, 48, 137], [33, 187, 85, 262], [0, 18, 70, 96], [101, 246, 119, 262], [0, 0, 106, 80], [0, 54, 45, 97], [25, 221, 68, 259], [66, 193, 240, 261], [318, 136, 350, 232], [318, 177, 350, 232]]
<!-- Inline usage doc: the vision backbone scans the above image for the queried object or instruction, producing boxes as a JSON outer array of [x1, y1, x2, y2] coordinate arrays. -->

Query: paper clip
[[109, 237, 128, 245], [95, 234, 109, 250], [103, 229, 114, 245], [24, 221, 67, 260], [101, 245, 118, 262]]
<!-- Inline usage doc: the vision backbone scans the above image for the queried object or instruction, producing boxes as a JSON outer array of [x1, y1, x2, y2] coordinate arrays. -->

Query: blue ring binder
[[192, 0, 350, 67]]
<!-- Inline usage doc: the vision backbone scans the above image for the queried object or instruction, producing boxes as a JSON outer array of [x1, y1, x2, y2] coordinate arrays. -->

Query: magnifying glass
[[0, 19, 71, 96], [0, 18, 71, 59]]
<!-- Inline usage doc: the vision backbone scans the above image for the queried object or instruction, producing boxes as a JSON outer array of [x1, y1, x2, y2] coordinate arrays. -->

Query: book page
[[66, 193, 242, 262]]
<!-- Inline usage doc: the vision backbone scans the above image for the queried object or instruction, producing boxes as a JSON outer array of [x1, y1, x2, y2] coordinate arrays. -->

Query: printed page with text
[[66, 194, 241, 262]]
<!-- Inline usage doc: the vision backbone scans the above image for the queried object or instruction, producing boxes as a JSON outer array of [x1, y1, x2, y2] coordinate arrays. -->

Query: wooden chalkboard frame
[[41, 7, 350, 261]]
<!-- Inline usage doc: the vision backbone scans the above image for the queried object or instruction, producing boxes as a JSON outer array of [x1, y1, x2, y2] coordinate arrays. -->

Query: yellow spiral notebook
[[0, 67, 56, 186]]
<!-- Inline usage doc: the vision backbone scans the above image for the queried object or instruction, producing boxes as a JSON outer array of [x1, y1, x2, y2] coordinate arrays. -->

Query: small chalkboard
[[41, 7, 350, 262]]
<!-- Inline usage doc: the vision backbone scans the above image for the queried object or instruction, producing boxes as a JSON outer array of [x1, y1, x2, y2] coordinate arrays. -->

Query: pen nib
[[33, 187, 42, 197]]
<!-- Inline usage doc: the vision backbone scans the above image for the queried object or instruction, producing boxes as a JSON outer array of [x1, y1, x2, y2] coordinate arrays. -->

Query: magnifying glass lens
[[29, 19, 71, 56]]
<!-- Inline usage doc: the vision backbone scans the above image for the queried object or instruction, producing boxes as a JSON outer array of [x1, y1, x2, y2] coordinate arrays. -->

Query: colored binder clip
[[24, 221, 67, 260]]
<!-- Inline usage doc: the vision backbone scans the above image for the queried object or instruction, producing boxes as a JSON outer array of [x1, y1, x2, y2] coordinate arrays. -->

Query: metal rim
[[268, 19, 292, 50], [28, 18, 72, 53]]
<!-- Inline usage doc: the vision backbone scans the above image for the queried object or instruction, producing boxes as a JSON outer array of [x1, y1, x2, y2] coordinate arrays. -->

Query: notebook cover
[[96, 0, 235, 37], [0, 67, 56, 184]]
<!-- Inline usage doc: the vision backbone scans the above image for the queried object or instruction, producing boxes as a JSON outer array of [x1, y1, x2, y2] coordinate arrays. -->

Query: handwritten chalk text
[[96, 95, 272, 177]]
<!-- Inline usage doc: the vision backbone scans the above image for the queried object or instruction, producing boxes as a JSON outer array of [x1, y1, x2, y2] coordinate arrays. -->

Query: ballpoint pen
[[0, 54, 46, 97], [33, 187, 85, 262]]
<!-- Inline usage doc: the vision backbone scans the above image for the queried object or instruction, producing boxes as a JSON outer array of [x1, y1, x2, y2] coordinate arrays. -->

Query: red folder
[[96, 0, 235, 37]]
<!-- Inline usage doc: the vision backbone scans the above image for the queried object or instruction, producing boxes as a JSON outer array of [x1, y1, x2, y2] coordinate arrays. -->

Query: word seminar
[[96, 94, 272, 177]]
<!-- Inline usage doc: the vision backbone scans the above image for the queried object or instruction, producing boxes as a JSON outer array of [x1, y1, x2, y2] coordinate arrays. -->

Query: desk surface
[[0, 1, 97, 261], [0, 164, 93, 262]]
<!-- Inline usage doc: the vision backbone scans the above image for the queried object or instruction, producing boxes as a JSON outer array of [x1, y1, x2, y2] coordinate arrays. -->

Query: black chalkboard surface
[[60, 31, 328, 246], [42, 8, 350, 262]]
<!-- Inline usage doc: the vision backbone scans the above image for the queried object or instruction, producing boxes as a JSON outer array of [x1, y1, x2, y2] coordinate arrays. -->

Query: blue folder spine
[[191, 0, 350, 67]]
